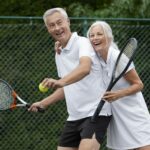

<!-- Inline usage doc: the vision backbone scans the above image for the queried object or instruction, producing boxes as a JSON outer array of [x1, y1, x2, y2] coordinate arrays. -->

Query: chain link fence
[[0, 17, 150, 150]]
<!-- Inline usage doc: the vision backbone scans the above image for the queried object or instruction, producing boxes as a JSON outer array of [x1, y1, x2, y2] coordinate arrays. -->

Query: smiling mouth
[[56, 31, 64, 37], [93, 43, 101, 47]]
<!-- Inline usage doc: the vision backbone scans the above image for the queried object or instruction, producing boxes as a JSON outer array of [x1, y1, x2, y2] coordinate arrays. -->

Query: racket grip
[[26, 103, 45, 113], [91, 100, 106, 123], [37, 107, 45, 113]]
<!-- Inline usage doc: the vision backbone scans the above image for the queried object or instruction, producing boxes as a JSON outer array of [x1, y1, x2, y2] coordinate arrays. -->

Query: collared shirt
[[55, 32, 111, 121]]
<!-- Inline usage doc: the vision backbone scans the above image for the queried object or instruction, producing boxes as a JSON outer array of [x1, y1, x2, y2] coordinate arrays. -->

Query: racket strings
[[124, 39, 137, 59], [0, 82, 13, 110], [115, 39, 137, 76]]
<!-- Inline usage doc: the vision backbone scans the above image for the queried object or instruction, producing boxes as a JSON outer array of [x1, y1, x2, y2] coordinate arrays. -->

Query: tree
[[0, 0, 149, 18], [67, 0, 150, 18]]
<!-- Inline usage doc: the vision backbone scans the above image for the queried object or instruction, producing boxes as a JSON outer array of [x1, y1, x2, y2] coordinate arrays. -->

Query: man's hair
[[43, 8, 68, 26], [87, 21, 118, 49]]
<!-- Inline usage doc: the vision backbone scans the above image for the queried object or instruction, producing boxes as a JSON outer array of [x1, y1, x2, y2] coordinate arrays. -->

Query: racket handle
[[37, 107, 45, 113], [91, 100, 106, 123], [26, 103, 45, 113]]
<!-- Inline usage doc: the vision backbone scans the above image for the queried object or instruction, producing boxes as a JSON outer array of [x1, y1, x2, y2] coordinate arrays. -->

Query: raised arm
[[41, 56, 92, 88]]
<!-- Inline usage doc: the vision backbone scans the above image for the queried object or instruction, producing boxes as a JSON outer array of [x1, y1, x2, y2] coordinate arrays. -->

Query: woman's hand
[[102, 90, 124, 103], [55, 41, 62, 54]]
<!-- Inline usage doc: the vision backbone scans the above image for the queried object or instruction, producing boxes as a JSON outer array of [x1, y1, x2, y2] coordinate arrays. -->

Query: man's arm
[[28, 88, 65, 112], [59, 56, 92, 85], [42, 56, 92, 88]]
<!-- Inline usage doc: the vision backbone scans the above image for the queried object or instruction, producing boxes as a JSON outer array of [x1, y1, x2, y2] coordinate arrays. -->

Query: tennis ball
[[39, 83, 48, 93]]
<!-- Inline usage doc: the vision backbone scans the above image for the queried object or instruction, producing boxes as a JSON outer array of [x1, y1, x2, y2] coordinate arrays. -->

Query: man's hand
[[28, 101, 45, 112], [42, 78, 66, 89]]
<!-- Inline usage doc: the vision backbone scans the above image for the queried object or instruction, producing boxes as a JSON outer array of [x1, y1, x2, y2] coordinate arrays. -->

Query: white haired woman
[[87, 21, 150, 150]]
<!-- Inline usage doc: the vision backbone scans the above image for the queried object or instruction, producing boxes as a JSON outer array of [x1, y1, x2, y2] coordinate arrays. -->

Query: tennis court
[[0, 17, 149, 150]]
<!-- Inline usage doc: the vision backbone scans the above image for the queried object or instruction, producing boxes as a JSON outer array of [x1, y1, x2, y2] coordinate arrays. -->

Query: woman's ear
[[67, 18, 70, 26]]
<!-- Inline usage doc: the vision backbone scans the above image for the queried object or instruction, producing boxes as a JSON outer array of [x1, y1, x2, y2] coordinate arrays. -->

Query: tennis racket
[[0, 79, 44, 112], [91, 38, 138, 122]]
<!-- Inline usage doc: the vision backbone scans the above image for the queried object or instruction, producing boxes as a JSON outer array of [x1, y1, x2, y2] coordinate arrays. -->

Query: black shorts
[[58, 115, 112, 148]]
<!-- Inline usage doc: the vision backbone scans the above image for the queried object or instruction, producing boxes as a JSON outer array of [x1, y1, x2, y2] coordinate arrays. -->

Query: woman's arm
[[103, 69, 143, 102]]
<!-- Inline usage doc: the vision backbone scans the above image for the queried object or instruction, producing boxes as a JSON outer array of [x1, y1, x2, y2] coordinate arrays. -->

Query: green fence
[[0, 16, 150, 150]]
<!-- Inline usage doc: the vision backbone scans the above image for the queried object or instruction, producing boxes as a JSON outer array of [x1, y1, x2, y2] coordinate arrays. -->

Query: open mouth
[[56, 31, 64, 38], [93, 42, 101, 47]]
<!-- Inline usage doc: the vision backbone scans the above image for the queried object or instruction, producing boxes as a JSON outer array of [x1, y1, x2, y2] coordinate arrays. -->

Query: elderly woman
[[87, 21, 150, 150]]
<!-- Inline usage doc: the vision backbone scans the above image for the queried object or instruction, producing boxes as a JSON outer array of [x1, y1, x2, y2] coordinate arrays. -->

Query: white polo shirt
[[55, 32, 111, 121]]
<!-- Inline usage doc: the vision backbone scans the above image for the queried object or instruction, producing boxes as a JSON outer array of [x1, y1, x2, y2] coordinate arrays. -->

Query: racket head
[[0, 79, 17, 110], [110, 38, 138, 88], [0, 79, 45, 112]]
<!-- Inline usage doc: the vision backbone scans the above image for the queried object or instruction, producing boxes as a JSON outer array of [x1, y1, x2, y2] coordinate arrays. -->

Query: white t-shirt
[[55, 32, 111, 121], [104, 47, 150, 149]]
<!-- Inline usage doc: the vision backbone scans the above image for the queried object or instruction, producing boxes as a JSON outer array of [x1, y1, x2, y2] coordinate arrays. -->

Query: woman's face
[[89, 25, 109, 54]]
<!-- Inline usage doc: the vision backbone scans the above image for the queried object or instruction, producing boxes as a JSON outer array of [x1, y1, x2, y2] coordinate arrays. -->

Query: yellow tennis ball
[[39, 83, 48, 93]]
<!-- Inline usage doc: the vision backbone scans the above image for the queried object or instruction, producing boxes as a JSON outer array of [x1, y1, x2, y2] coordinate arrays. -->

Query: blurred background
[[0, 0, 150, 149]]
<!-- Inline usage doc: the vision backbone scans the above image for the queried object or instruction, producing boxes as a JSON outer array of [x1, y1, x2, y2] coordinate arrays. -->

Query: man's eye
[[48, 24, 54, 28], [98, 33, 103, 35], [57, 21, 62, 25], [50, 24, 54, 28]]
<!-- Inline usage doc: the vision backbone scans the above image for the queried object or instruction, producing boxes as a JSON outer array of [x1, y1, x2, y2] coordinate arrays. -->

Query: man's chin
[[55, 36, 64, 41]]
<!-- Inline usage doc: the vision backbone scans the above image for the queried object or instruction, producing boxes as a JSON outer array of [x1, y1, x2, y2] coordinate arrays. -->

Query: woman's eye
[[90, 34, 94, 38]]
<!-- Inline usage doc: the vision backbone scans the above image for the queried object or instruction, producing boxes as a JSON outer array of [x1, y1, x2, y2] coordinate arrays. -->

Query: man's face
[[45, 12, 71, 46]]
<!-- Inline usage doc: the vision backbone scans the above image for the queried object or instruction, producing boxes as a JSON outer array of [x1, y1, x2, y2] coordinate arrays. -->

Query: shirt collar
[[106, 46, 113, 64], [97, 46, 113, 67], [62, 32, 78, 51]]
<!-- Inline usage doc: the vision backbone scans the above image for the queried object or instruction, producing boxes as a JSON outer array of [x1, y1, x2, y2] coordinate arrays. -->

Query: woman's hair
[[43, 8, 69, 26], [87, 21, 118, 49]]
